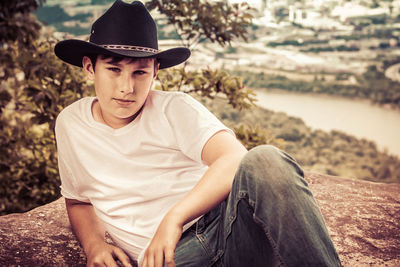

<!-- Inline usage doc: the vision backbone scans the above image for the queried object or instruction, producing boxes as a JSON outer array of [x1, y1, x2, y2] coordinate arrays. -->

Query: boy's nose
[[119, 76, 134, 94]]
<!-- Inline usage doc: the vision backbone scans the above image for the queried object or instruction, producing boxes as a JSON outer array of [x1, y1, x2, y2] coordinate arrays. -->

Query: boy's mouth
[[114, 98, 135, 105]]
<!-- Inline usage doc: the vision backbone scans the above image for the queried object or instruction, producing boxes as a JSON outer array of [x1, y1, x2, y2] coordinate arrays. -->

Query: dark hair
[[87, 54, 158, 72]]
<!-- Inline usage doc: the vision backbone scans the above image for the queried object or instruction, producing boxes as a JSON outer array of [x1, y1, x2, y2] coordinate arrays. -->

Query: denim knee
[[241, 145, 285, 170], [236, 145, 307, 199], [229, 146, 340, 267]]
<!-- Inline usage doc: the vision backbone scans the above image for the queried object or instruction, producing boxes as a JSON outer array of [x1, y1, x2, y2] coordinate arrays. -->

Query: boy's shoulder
[[147, 90, 212, 120], [149, 89, 186, 99], [56, 97, 94, 129], [148, 90, 197, 106], [58, 97, 93, 116]]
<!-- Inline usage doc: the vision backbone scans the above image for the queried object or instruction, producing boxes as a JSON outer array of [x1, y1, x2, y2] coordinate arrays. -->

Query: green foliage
[[234, 123, 284, 150], [35, 5, 71, 24], [0, 114, 58, 213], [300, 45, 360, 53], [155, 19, 181, 40], [91, 0, 114, 4], [274, 7, 289, 22], [35, 5, 92, 36], [147, 0, 257, 110], [0, 1, 93, 214], [0, 0, 44, 44], [156, 67, 256, 110], [382, 56, 400, 69], [356, 64, 400, 106], [0, 38, 93, 215], [267, 39, 362, 52], [335, 73, 351, 81], [146, 0, 253, 48], [267, 39, 329, 47], [332, 28, 397, 41], [234, 69, 400, 108]]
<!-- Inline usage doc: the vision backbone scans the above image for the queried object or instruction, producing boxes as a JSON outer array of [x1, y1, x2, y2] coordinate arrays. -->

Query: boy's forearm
[[65, 199, 106, 254], [166, 131, 247, 227], [142, 152, 245, 266], [167, 152, 245, 227]]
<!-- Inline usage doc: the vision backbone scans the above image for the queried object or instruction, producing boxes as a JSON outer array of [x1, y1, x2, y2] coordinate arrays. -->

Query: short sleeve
[[57, 155, 86, 201], [55, 113, 90, 202], [164, 93, 234, 163]]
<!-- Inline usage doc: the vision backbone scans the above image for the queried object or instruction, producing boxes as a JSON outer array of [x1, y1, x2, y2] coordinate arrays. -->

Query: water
[[255, 90, 400, 157]]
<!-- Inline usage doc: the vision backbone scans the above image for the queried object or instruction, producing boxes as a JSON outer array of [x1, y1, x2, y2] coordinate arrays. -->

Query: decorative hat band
[[100, 44, 159, 53]]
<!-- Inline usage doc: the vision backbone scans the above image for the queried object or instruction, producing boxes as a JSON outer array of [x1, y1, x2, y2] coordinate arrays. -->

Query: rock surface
[[306, 173, 400, 266], [0, 196, 86, 266], [0, 173, 399, 266]]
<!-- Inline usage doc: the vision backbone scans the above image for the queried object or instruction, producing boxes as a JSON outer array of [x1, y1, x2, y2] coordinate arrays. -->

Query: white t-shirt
[[55, 90, 233, 263]]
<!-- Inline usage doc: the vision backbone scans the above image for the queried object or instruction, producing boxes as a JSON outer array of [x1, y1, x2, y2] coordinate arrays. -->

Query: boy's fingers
[[154, 248, 164, 267], [141, 256, 147, 267], [144, 252, 154, 267], [112, 247, 132, 267], [103, 253, 119, 267], [164, 248, 175, 267]]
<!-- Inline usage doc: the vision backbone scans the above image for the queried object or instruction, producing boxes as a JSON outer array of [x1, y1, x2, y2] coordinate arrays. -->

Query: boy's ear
[[82, 56, 95, 80], [153, 62, 160, 78]]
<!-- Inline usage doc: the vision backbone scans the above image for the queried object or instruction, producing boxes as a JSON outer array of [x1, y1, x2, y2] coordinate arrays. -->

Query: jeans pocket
[[194, 203, 225, 266], [195, 202, 223, 234], [174, 203, 224, 267]]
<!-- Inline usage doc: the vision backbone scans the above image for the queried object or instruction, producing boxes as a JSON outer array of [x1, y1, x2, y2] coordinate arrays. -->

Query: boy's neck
[[92, 100, 137, 129]]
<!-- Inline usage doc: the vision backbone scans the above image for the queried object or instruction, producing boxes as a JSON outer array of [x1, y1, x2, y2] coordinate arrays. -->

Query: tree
[[0, 0, 95, 215], [146, 0, 256, 110], [0, 0, 44, 44]]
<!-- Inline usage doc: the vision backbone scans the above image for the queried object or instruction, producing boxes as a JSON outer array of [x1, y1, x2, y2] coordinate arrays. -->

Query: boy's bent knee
[[240, 145, 285, 170], [236, 145, 305, 189]]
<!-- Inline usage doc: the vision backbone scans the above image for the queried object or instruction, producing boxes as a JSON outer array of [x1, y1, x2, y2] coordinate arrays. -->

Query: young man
[[54, 1, 341, 267]]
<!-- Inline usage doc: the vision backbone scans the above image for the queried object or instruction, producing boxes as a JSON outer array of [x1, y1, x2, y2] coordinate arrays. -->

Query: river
[[255, 90, 400, 157]]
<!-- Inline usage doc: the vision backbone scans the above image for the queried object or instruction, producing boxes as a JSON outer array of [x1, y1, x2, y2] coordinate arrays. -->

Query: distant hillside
[[35, 4, 93, 36], [202, 96, 400, 183], [35, 1, 180, 39]]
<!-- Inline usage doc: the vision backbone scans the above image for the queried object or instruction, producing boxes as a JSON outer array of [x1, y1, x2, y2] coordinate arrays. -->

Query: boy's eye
[[108, 67, 121, 73], [134, 70, 146, 75]]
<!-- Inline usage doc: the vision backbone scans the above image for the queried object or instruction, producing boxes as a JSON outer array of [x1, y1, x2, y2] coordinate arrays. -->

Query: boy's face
[[83, 55, 158, 128]]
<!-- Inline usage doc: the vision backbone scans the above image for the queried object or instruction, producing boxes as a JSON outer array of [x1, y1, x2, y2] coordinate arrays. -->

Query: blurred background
[[1, 0, 399, 215]]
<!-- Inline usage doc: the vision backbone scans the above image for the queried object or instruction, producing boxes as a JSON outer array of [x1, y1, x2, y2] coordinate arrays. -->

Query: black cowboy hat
[[54, 0, 190, 69]]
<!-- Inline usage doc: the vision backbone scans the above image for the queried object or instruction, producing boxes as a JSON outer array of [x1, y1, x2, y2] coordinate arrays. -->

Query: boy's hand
[[86, 242, 132, 267], [141, 214, 183, 267]]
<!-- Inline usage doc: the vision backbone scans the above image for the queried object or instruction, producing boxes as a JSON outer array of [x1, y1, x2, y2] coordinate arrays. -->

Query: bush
[[0, 38, 93, 215], [234, 123, 283, 150]]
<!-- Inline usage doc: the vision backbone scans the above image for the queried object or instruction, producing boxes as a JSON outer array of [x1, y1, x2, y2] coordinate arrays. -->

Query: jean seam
[[206, 250, 223, 267], [195, 231, 223, 267], [253, 213, 286, 267], [194, 213, 224, 267], [225, 192, 286, 267]]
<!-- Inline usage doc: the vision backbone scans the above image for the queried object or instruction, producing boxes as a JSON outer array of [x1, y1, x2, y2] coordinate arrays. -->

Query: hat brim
[[54, 39, 190, 69]]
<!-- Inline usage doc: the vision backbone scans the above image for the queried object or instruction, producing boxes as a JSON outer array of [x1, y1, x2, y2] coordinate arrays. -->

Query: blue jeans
[[172, 145, 341, 267]]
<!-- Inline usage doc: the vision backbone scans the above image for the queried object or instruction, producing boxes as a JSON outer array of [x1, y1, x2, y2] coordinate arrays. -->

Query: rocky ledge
[[0, 173, 399, 266]]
